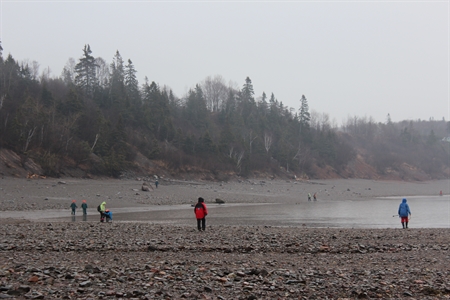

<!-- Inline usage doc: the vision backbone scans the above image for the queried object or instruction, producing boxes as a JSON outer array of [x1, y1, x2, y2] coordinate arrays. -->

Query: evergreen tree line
[[0, 43, 448, 179]]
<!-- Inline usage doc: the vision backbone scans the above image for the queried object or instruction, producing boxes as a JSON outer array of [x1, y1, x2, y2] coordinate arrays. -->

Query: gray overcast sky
[[1, 1, 448, 124]]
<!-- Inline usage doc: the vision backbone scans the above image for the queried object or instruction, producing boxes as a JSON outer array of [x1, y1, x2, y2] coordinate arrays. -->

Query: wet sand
[[0, 177, 448, 223]]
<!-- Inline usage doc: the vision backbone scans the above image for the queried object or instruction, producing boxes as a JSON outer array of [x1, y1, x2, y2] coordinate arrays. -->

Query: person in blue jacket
[[103, 209, 113, 222], [398, 198, 411, 229]]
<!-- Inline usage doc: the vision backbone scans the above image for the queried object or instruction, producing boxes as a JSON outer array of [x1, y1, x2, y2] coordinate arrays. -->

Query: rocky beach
[[0, 177, 449, 299]]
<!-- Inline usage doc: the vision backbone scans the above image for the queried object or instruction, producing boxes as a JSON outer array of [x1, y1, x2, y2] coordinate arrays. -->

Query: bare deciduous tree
[[95, 57, 110, 88], [293, 143, 310, 173], [0, 95, 5, 111], [235, 150, 245, 170], [264, 132, 273, 153], [202, 75, 228, 112], [62, 58, 76, 84], [245, 129, 257, 154], [91, 133, 99, 152], [228, 146, 234, 158], [23, 126, 36, 152]]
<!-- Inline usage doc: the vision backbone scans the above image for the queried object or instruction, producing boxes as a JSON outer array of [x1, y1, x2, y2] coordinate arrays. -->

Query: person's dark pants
[[197, 218, 206, 231], [100, 212, 105, 222], [71, 209, 76, 215]]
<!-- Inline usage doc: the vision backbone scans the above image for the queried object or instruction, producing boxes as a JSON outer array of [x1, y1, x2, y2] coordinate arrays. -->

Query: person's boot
[[402, 222, 405, 229], [405, 222, 408, 229]]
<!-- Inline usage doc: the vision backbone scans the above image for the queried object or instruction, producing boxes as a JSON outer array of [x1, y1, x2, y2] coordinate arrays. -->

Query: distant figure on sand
[[81, 200, 88, 215], [398, 198, 411, 229], [194, 197, 208, 231], [155, 178, 159, 188], [308, 193, 312, 201], [70, 200, 77, 215], [313, 193, 317, 201]]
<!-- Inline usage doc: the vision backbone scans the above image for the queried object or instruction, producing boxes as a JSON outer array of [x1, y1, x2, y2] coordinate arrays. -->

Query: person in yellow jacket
[[98, 201, 107, 222]]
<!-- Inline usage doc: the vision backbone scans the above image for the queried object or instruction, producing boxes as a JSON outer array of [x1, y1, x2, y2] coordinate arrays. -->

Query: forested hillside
[[0, 43, 448, 180]]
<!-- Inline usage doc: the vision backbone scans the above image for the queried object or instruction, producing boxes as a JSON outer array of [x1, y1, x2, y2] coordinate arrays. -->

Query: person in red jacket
[[194, 197, 208, 231]]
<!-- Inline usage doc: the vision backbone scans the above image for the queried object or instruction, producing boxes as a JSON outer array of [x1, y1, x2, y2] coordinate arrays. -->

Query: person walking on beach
[[81, 199, 88, 221], [194, 197, 208, 231], [81, 200, 88, 215], [313, 193, 317, 201], [398, 198, 411, 229], [70, 200, 77, 215], [308, 193, 312, 201], [98, 201, 106, 222]]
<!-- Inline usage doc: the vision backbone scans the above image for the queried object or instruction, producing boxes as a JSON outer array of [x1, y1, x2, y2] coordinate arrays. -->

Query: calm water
[[117, 195, 450, 228], [2, 195, 449, 228]]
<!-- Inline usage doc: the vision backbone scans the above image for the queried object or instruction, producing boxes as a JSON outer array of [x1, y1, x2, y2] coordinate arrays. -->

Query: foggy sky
[[1, 1, 448, 124]]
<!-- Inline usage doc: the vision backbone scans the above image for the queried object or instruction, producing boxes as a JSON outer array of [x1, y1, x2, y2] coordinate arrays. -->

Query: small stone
[[79, 280, 92, 287], [17, 286, 30, 293]]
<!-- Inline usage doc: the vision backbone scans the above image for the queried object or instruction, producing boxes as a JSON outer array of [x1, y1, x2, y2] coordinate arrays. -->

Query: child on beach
[[308, 193, 312, 201], [103, 209, 113, 222], [70, 200, 77, 215], [398, 198, 411, 229], [81, 200, 88, 215], [194, 197, 208, 231]]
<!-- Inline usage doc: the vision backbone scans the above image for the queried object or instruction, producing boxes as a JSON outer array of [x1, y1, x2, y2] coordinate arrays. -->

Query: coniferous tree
[[184, 85, 209, 131], [142, 81, 174, 141], [298, 95, 310, 131], [41, 84, 55, 108], [241, 77, 255, 102], [125, 59, 140, 107], [74, 44, 97, 97], [109, 50, 127, 114]]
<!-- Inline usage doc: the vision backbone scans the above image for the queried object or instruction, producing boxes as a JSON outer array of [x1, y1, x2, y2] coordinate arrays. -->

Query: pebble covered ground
[[0, 177, 449, 299], [0, 222, 449, 299]]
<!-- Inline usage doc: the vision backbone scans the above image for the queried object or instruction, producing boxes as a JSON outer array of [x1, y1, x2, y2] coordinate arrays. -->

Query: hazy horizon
[[1, 1, 448, 124]]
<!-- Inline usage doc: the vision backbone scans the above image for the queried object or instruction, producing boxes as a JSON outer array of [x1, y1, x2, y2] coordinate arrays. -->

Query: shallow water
[[2, 195, 449, 228], [116, 195, 450, 228]]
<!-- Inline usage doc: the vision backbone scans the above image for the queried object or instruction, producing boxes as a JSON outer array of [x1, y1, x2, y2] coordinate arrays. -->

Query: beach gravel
[[0, 177, 449, 299], [0, 223, 449, 299]]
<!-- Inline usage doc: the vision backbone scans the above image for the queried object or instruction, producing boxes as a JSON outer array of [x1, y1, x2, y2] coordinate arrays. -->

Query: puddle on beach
[[1, 196, 449, 228]]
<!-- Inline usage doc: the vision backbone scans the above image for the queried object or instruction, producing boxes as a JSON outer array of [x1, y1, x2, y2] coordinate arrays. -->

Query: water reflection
[[1, 196, 448, 228], [117, 196, 450, 228]]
